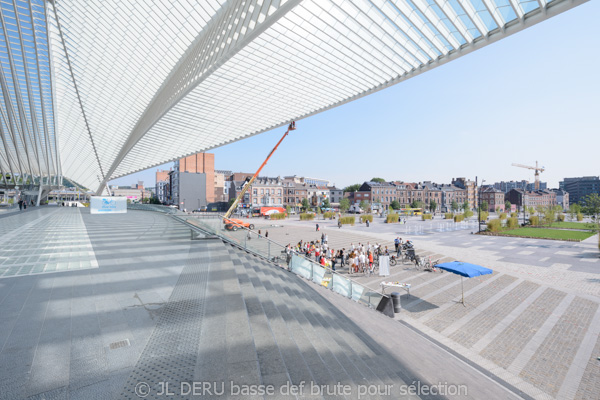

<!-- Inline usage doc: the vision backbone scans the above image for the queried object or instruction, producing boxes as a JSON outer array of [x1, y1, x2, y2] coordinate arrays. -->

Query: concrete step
[[226, 245, 404, 399]]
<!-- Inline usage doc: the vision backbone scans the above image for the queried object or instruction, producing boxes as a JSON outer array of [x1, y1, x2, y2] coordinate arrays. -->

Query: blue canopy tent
[[435, 261, 493, 306]]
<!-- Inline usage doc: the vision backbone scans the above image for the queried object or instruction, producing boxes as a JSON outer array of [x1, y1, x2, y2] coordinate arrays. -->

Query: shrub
[[445, 213, 454, 220], [487, 219, 502, 232], [499, 213, 507, 220], [300, 213, 315, 221], [464, 210, 473, 219], [577, 213, 583, 221], [529, 216, 539, 226], [478, 211, 489, 221], [510, 212, 517, 218], [506, 217, 519, 229], [386, 213, 399, 223], [270, 213, 286, 220], [454, 214, 464, 222], [323, 211, 334, 219], [557, 214, 565, 222], [360, 215, 373, 223], [340, 216, 355, 225], [422, 214, 432, 220]]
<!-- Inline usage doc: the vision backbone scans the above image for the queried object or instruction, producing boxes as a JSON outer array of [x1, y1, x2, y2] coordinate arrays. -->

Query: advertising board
[[90, 196, 127, 214]]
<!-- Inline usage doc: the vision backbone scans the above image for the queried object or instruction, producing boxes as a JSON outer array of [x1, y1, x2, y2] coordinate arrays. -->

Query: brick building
[[481, 187, 506, 212]]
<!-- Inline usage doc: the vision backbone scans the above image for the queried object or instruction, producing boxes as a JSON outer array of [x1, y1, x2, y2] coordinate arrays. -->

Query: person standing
[[331, 255, 336, 271], [265, 230, 269, 238], [316, 223, 319, 232], [18, 199, 22, 210], [394, 237, 400, 252]]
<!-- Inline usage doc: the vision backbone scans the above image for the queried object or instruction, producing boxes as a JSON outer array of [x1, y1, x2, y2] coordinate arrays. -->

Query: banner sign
[[90, 196, 127, 214]]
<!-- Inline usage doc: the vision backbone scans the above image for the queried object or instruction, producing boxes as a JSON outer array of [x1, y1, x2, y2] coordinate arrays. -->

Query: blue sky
[[110, 1, 599, 190]]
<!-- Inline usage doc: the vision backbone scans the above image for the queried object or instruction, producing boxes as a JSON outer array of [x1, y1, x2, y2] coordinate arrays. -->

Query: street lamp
[[477, 177, 485, 233]]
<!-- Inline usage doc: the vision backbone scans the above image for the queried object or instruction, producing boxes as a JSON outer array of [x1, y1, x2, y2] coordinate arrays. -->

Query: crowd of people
[[283, 233, 412, 277]]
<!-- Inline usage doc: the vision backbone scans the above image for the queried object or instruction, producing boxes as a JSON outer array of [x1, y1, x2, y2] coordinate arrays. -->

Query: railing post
[[268, 241, 271, 259]]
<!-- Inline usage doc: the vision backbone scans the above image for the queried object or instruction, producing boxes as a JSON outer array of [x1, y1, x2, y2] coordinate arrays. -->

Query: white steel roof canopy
[[0, 0, 588, 193]]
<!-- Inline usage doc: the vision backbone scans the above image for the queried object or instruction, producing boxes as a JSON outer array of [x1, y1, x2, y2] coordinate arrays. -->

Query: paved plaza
[[237, 215, 600, 400], [0, 207, 599, 399]]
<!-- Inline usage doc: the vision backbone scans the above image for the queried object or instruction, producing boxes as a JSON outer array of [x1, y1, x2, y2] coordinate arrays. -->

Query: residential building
[[155, 170, 170, 204], [169, 171, 207, 211], [552, 189, 569, 211], [559, 176, 600, 204], [359, 181, 396, 211], [506, 188, 557, 208], [110, 182, 151, 201], [452, 178, 477, 210], [438, 184, 468, 212], [177, 153, 215, 203], [328, 187, 343, 206], [481, 187, 506, 212], [214, 170, 232, 203], [307, 185, 330, 207], [250, 177, 284, 207]]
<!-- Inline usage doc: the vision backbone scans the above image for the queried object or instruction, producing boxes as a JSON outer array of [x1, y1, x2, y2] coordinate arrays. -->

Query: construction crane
[[223, 121, 296, 226], [511, 161, 545, 190]]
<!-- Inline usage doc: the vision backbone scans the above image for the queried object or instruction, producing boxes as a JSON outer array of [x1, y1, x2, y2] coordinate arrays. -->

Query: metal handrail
[[177, 213, 388, 307]]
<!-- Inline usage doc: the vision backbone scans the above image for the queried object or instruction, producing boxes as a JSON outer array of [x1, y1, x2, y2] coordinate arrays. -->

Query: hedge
[[323, 211, 334, 219], [499, 213, 507, 220], [300, 213, 315, 221], [577, 213, 583, 221], [387, 213, 399, 223], [530, 216, 539, 226], [510, 212, 518, 218], [445, 213, 454, 220], [360, 215, 373, 223], [454, 214, 464, 222], [507, 217, 519, 229], [340, 216, 355, 225], [487, 219, 502, 232], [464, 210, 473, 219], [270, 213, 286, 220], [479, 211, 489, 221], [422, 214, 432, 220], [557, 214, 565, 222]]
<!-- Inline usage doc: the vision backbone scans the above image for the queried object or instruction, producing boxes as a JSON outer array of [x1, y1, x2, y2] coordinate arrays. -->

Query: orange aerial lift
[[223, 121, 296, 231]]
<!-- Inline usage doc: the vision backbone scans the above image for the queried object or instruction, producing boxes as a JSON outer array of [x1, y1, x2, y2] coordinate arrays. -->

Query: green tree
[[495, 206, 501, 214], [462, 200, 470, 211], [339, 198, 350, 213], [481, 200, 488, 212], [429, 200, 437, 213], [359, 200, 369, 213], [410, 200, 424, 209], [285, 205, 291, 216], [569, 203, 582, 221], [582, 193, 600, 221], [505, 200, 511, 212], [301, 198, 309, 211], [390, 200, 400, 210], [343, 184, 361, 193], [370, 177, 385, 183], [322, 198, 331, 209], [451, 200, 459, 213]]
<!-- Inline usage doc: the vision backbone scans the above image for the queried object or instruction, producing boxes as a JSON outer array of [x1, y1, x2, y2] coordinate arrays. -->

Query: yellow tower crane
[[511, 161, 545, 190]]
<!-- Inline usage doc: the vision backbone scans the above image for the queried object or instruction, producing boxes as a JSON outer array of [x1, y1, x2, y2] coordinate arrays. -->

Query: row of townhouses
[[154, 152, 585, 212]]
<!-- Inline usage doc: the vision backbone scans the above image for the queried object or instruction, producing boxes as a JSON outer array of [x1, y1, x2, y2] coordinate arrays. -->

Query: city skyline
[[109, 1, 599, 191]]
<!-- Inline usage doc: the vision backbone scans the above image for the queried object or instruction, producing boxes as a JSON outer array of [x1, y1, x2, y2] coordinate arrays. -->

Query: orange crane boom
[[224, 121, 296, 220], [511, 161, 545, 190]]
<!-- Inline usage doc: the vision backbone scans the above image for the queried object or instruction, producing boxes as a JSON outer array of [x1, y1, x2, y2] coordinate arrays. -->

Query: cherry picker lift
[[223, 121, 296, 231]]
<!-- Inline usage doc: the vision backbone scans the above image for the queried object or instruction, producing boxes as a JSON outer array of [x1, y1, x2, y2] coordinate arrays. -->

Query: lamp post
[[477, 177, 485, 233]]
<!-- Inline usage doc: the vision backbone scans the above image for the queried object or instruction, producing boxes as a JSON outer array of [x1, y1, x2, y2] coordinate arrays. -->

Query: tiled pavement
[[1, 208, 599, 399], [237, 217, 600, 400]]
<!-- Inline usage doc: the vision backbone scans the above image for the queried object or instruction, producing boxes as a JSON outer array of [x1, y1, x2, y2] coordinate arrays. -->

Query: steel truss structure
[[0, 0, 588, 195]]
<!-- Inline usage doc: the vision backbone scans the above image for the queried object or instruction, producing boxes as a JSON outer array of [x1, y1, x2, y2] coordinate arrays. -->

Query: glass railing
[[174, 213, 387, 310]]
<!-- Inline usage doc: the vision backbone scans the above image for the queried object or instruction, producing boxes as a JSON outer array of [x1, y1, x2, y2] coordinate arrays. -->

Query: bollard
[[391, 292, 402, 313]]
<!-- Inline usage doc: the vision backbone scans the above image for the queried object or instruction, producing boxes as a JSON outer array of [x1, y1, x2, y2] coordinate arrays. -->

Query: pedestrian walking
[[18, 199, 22, 210], [316, 223, 319, 232], [265, 230, 269, 238]]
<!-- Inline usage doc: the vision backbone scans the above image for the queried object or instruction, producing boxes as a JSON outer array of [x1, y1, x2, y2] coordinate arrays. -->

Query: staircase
[[121, 239, 419, 399]]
